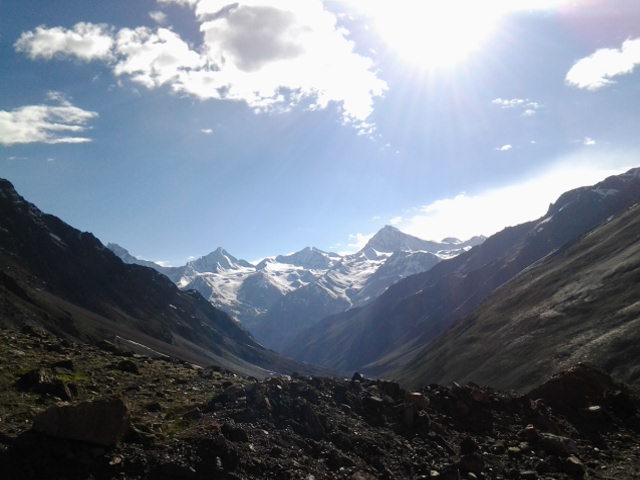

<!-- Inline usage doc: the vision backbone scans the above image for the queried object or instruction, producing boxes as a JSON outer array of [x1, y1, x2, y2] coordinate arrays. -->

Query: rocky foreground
[[1, 328, 639, 480]]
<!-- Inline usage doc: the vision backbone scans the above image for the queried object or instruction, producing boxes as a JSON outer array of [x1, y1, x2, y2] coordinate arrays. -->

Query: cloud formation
[[15, 2, 387, 130], [0, 94, 98, 146], [391, 156, 636, 242], [496, 144, 512, 151], [492, 97, 541, 116], [149, 11, 168, 24], [15, 22, 114, 61], [566, 37, 640, 90], [345, 232, 374, 252]]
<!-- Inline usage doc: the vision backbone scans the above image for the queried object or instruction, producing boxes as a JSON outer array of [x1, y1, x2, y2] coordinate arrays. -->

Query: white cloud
[[492, 98, 525, 108], [583, 137, 596, 146], [200, 128, 214, 134], [566, 37, 640, 90], [496, 144, 512, 151], [16, 2, 387, 130], [492, 97, 541, 116], [158, 0, 198, 6], [113, 27, 204, 88], [0, 97, 98, 146], [337, 151, 636, 253], [346, 232, 374, 251], [389, 216, 403, 225], [393, 153, 637, 242], [15, 22, 114, 61], [149, 11, 168, 24]]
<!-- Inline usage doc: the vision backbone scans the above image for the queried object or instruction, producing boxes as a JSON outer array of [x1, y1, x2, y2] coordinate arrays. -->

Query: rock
[[21, 325, 45, 337], [351, 472, 376, 480], [221, 423, 249, 443], [145, 401, 162, 412], [460, 436, 479, 454], [528, 363, 626, 413], [378, 381, 402, 400], [406, 391, 429, 410], [563, 455, 586, 479], [352, 372, 364, 382], [115, 359, 140, 374], [302, 402, 325, 438], [520, 471, 538, 480], [537, 433, 577, 456], [95, 339, 124, 354], [519, 424, 539, 442], [15, 368, 74, 400], [458, 453, 484, 474], [404, 405, 417, 427], [32, 395, 130, 446], [15, 368, 51, 389], [439, 465, 461, 480], [363, 395, 385, 410], [51, 359, 74, 372], [507, 446, 522, 456]]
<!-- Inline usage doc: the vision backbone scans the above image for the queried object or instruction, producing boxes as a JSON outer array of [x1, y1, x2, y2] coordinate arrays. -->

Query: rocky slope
[[112, 227, 484, 351], [398, 198, 640, 391], [2, 327, 640, 479], [285, 168, 640, 376], [0, 178, 320, 378]]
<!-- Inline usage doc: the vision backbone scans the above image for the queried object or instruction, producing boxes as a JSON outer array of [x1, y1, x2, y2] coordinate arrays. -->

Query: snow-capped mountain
[[247, 227, 484, 350], [109, 226, 485, 350]]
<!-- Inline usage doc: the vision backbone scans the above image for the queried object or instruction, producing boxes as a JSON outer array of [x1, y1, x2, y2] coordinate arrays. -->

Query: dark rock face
[[32, 396, 130, 446]]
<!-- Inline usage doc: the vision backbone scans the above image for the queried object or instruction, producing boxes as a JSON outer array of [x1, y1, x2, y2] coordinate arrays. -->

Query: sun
[[347, 0, 571, 69], [371, 1, 501, 68]]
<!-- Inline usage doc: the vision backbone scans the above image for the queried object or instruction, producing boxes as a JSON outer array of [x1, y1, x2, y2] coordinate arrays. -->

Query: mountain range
[[4, 167, 640, 396], [0, 178, 322, 378], [110, 226, 485, 351], [284, 168, 640, 387]]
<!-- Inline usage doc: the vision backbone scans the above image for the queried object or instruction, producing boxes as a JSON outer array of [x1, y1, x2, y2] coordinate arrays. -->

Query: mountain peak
[[441, 237, 462, 245], [275, 246, 336, 269], [363, 225, 431, 254], [189, 248, 253, 272]]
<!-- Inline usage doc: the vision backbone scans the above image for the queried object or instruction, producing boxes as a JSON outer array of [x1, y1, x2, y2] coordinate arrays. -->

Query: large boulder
[[528, 363, 638, 417], [32, 396, 130, 446]]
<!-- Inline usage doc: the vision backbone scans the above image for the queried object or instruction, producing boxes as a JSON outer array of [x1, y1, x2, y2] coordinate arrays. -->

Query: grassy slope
[[399, 203, 640, 391]]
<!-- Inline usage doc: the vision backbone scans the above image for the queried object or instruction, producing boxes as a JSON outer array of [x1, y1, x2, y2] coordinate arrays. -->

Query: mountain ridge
[[283, 167, 640, 377], [398, 198, 640, 390], [0, 178, 324, 378], [110, 226, 485, 351]]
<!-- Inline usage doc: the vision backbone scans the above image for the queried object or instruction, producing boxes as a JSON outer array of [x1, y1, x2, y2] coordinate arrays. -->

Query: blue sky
[[1, 0, 640, 265]]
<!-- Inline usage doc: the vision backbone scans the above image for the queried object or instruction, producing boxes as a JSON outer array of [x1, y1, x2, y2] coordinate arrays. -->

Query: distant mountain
[[274, 246, 342, 269], [247, 227, 462, 351], [284, 168, 640, 377], [111, 226, 484, 351], [399, 198, 640, 391], [0, 178, 323, 378]]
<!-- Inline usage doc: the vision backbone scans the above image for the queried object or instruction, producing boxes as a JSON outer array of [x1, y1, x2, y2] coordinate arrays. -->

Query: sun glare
[[348, 0, 571, 68]]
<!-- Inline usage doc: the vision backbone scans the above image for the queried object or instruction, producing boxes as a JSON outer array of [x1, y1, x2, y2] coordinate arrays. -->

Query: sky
[[1, 0, 640, 265]]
